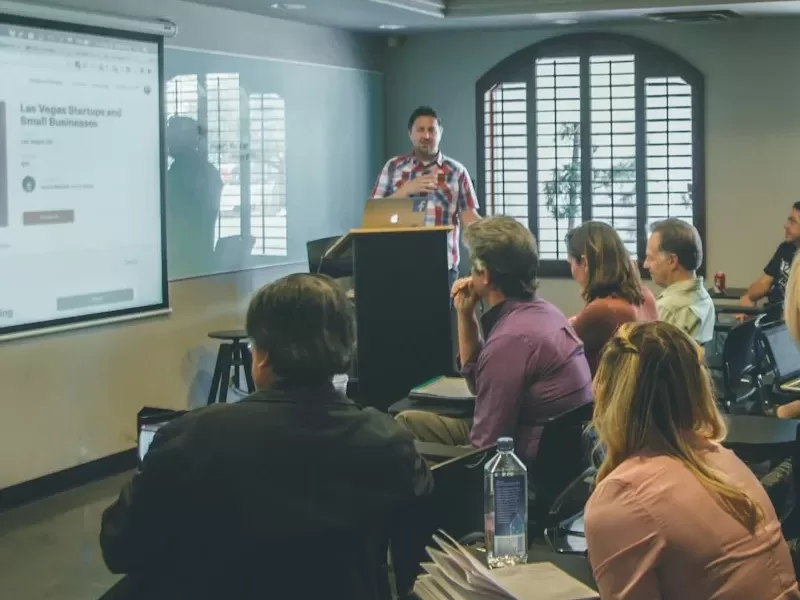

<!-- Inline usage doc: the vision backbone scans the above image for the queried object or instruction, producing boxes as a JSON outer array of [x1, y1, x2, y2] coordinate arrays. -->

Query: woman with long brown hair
[[585, 321, 799, 600], [565, 221, 657, 374]]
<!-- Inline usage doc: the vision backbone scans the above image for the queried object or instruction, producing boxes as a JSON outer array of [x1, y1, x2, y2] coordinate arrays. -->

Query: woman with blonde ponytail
[[585, 321, 799, 600]]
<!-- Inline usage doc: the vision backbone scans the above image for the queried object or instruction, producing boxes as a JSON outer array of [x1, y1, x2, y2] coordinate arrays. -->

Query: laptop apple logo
[[390, 214, 399, 224]]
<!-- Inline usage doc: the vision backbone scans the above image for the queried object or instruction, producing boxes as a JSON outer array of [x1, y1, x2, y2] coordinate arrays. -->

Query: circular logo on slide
[[22, 176, 36, 193]]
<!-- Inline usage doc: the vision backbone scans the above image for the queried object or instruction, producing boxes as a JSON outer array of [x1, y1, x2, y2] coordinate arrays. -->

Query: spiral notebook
[[414, 533, 598, 600]]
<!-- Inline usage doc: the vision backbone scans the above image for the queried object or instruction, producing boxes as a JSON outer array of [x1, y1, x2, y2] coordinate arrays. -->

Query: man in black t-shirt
[[741, 202, 800, 307]]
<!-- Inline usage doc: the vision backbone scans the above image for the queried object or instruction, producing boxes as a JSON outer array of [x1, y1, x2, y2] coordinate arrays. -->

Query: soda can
[[714, 272, 726, 294]]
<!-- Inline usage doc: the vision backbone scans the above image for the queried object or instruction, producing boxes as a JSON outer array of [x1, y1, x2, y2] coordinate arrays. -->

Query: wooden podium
[[326, 227, 454, 411]]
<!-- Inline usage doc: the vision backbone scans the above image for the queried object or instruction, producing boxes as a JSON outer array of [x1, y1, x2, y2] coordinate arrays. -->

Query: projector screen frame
[[0, 13, 170, 343]]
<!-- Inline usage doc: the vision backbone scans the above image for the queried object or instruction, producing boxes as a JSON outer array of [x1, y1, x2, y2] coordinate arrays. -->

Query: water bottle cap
[[497, 437, 514, 452]]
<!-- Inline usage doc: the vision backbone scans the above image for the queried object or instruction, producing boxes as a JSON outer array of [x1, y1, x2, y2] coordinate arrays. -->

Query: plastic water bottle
[[484, 437, 528, 568], [332, 373, 349, 396]]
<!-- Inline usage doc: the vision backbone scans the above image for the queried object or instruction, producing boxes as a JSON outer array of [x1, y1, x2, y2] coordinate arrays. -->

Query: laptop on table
[[761, 322, 800, 393], [137, 407, 186, 467]]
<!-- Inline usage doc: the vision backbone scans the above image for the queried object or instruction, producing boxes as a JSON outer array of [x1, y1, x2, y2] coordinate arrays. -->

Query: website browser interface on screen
[[0, 22, 164, 334]]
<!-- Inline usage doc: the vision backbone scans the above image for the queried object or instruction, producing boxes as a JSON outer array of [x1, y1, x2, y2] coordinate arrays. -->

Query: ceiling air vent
[[647, 10, 742, 23]]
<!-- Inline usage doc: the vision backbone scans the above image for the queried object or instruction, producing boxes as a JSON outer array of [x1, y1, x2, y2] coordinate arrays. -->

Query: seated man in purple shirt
[[395, 216, 592, 462]]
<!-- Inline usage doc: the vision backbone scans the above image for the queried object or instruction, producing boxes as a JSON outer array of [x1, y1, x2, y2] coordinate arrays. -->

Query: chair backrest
[[306, 236, 353, 278], [390, 445, 495, 597], [722, 317, 760, 392], [428, 445, 496, 538], [532, 402, 595, 519]]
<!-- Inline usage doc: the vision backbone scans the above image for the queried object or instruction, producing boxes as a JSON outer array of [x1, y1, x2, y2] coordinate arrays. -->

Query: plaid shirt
[[371, 152, 479, 269]]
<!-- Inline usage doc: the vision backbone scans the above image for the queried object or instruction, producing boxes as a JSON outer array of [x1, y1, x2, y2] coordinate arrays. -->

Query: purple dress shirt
[[461, 298, 592, 461]]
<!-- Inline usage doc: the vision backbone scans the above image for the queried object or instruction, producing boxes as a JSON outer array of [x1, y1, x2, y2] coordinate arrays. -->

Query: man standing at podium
[[371, 106, 480, 281]]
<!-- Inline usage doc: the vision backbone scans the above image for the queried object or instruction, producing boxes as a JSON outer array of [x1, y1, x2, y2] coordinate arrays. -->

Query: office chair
[[438, 403, 595, 545], [390, 445, 495, 598], [529, 402, 596, 536], [542, 470, 594, 556], [306, 235, 352, 278], [707, 316, 763, 413], [762, 457, 795, 525]]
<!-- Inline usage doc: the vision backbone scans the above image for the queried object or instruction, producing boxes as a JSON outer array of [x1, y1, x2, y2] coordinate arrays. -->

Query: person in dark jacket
[[99, 273, 433, 600]]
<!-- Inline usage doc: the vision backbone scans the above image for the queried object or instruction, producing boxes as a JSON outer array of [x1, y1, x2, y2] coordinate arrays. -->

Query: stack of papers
[[414, 533, 598, 600]]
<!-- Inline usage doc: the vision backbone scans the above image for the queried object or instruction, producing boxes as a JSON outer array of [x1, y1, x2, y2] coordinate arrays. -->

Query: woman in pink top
[[585, 321, 799, 600], [565, 221, 658, 374]]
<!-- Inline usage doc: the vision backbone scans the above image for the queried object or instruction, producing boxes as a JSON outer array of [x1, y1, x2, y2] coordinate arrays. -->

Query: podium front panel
[[352, 229, 453, 411]]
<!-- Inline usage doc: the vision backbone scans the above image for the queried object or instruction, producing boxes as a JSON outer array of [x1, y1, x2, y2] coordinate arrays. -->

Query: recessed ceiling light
[[379, 24, 406, 30], [270, 3, 306, 9]]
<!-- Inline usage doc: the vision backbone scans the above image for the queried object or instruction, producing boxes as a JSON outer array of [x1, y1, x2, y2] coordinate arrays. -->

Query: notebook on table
[[410, 376, 476, 404], [414, 533, 598, 600]]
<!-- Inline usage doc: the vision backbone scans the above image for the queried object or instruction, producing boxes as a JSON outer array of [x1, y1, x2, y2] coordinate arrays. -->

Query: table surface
[[724, 414, 798, 446], [527, 542, 596, 591], [708, 287, 748, 300]]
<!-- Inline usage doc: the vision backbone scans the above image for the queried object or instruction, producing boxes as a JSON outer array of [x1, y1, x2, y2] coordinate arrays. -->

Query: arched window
[[477, 33, 705, 277]]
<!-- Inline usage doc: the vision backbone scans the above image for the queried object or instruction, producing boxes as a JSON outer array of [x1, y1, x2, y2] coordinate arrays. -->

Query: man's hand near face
[[451, 277, 479, 315]]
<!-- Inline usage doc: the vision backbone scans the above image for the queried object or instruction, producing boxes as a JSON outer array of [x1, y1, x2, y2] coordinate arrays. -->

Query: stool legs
[[217, 346, 232, 404], [231, 343, 242, 389], [242, 346, 255, 393], [208, 342, 233, 406], [208, 345, 226, 406], [207, 342, 255, 406]]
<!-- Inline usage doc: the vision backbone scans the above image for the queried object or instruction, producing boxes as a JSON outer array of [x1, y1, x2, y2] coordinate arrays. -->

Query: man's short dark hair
[[793, 201, 800, 213], [408, 106, 440, 131], [245, 274, 355, 383], [463, 216, 539, 300], [650, 218, 703, 272]]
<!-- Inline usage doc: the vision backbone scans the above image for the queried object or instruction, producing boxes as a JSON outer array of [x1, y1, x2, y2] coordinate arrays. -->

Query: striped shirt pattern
[[371, 152, 478, 269]]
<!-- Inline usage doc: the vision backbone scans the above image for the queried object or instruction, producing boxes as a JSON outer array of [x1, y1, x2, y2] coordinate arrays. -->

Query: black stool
[[207, 330, 255, 405]]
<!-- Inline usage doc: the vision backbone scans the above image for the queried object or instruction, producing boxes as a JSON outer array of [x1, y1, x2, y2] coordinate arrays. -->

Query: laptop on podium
[[321, 198, 428, 263], [361, 197, 426, 229]]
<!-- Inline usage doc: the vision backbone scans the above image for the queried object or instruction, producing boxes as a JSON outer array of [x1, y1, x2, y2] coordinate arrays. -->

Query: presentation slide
[[0, 20, 166, 338]]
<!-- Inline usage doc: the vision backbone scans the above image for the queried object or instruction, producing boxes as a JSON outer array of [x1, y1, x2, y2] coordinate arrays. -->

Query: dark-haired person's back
[[99, 274, 432, 600]]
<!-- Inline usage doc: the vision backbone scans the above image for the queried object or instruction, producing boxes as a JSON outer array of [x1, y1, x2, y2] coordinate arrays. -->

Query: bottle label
[[492, 474, 526, 557]]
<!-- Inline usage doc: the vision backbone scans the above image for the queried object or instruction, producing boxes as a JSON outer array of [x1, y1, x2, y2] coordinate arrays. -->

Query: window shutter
[[249, 93, 287, 257], [590, 55, 638, 257], [535, 57, 580, 260], [645, 76, 694, 230], [484, 82, 528, 228]]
